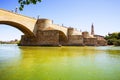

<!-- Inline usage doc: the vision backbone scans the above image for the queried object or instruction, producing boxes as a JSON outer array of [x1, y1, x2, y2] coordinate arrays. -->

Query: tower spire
[[91, 23, 94, 35]]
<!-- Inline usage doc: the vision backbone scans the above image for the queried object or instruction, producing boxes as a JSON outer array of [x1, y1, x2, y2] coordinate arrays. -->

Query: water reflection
[[0, 44, 21, 64], [0, 44, 22, 80], [0, 45, 120, 80], [18, 46, 99, 80]]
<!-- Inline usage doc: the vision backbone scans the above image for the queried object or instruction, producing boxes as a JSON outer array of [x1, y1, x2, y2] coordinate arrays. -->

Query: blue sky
[[0, 0, 120, 41]]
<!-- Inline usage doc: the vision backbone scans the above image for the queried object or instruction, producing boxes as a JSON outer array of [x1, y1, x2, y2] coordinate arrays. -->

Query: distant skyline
[[0, 0, 120, 41]]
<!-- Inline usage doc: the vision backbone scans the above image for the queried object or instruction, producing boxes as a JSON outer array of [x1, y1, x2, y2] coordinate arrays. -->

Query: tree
[[18, 0, 42, 11], [117, 32, 120, 39], [114, 40, 120, 46], [105, 32, 120, 46]]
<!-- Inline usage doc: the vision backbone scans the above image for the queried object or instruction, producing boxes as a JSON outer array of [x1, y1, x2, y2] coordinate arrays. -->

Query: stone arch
[[0, 21, 35, 36], [58, 30, 68, 42]]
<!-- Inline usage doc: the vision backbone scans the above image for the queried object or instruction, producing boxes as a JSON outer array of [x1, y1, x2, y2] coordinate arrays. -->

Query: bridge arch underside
[[0, 21, 34, 36], [40, 30, 68, 46], [58, 30, 68, 44]]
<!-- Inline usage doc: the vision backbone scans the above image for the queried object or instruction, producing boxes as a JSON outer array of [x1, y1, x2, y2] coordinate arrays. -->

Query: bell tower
[[91, 23, 94, 35]]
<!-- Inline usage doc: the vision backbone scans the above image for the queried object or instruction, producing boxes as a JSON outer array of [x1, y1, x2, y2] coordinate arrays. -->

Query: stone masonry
[[19, 19, 107, 46], [0, 9, 107, 46]]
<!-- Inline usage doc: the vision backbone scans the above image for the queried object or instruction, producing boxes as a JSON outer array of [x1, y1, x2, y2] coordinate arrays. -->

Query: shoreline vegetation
[[0, 39, 19, 44], [105, 32, 120, 46]]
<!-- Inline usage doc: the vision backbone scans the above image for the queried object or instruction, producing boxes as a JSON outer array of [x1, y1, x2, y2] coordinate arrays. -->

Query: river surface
[[0, 44, 120, 80]]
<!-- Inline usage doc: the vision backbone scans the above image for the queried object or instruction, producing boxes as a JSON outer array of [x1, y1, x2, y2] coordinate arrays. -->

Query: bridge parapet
[[51, 24, 68, 36], [33, 19, 68, 36], [0, 9, 37, 36]]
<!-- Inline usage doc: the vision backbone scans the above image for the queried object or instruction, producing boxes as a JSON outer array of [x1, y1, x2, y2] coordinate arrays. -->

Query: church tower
[[91, 23, 94, 35]]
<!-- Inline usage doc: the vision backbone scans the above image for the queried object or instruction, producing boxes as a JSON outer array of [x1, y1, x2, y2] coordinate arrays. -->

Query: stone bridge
[[0, 9, 107, 46], [0, 9, 69, 46], [0, 9, 37, 36], [0, 9, 68, 36]]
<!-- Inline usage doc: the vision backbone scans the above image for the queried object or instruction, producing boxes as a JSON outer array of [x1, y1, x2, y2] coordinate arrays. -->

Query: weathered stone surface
[[0, 9, 37, 36], [19, 35, 37, 46], [83, 38, 97, 46], [67, 35, 83, 45], [36, 30, 60, 46], [0, 9, 107, 46], [82, 31, 89, 38], [97, 40, 107, 46]]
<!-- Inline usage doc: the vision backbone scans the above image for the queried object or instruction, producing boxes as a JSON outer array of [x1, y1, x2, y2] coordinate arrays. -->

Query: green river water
[[0, 44, 120, 80]]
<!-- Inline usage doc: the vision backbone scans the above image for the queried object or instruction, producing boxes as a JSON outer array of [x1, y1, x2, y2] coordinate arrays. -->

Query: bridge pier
[[19, 30, 64, 46], [19, 35, 37, 46], [18, 19, 68, 46]]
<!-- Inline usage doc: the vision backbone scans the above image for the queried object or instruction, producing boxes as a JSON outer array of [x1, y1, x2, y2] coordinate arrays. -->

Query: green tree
[[113, 40, 120, 46], [117, 32, 120, 39], [18, 0, 42, 10], [105, 32, 120, 46]]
